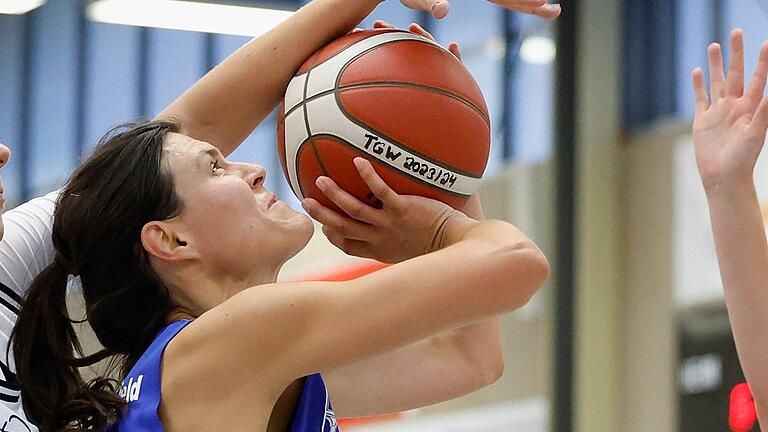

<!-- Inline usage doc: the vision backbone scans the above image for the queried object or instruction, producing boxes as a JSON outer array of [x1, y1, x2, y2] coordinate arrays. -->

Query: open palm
[[398, 0, 561, 20], [693, 30, 768, 190]]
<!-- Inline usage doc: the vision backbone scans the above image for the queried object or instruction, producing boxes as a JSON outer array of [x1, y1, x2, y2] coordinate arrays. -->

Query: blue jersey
[[110, 320, 338, 431]]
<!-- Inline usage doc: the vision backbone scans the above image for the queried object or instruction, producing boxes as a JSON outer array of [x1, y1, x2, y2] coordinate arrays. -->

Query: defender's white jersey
[[0, 192, 57, 432]]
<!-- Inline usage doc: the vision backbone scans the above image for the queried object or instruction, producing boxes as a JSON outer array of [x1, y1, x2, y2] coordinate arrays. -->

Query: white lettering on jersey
[[323, 391, 337, 432], [118, 375, 144, 402]]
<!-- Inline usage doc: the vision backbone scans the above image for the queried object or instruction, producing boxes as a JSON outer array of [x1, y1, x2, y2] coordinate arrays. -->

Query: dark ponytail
[[12, 120, 183, 431], [13, 259, 122, 431]]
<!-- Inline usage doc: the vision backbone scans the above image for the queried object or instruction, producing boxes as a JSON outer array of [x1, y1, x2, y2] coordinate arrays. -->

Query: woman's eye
[[211, 160, 223, 174]]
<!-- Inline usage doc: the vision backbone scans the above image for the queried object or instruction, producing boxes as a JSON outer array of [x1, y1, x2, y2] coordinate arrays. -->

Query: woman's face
[[160, 133, 313, 280]]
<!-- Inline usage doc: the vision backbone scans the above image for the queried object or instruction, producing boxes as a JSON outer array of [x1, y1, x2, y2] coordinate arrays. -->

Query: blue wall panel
[[676, 0, 713, 120], [27, 0, 79, 196], [84, 23, 139, 152], [622, 0, 678, 130], [515, 60, 554, 163], [434, 1, 500, 47], [0, 16, 25, 205], [147, 29, 206, 117]]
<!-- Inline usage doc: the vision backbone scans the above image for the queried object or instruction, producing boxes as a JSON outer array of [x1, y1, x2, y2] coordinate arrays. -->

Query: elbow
[[458, 344, 504, 393], [479, 352, 505, 387], [527, 246, 551, 291], [447, 333, 505, 393], [498, 242, 550, 308]]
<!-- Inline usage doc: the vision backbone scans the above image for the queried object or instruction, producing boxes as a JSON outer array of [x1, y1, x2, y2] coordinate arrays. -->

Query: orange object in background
[[338, 413, 404, 428], [304, 261, 389, 282]]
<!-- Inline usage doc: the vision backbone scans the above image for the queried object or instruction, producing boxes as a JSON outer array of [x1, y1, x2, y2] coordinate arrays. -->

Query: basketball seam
[[334, 38, 487, 120], [286, 37, 488, 122], [301, 50, 331, 189], [304, 40, 490, 179], [293, 136, 320, 199], [284, 81, 490, 125], [292, 29, 405, 78], [277, 102, 300, 199], [333, 91, 484, 179], [303, 39, 490, 179], [331, 40, 487, 179], [309, 134, 471, 198], [286, 31, 487, 197]]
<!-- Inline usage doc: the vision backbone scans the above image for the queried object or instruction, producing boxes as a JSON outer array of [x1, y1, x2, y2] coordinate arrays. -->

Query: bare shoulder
[[162, 281, 337, 390]]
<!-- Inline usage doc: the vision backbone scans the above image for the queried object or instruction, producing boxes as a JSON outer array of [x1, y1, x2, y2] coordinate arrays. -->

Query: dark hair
[[12, 120, 183, 431]]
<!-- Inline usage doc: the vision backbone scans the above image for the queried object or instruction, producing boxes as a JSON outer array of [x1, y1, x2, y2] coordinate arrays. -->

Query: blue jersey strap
[[109, 320, 192, 432], [291, 374, 338, 432], [110, 319, 338, 431]]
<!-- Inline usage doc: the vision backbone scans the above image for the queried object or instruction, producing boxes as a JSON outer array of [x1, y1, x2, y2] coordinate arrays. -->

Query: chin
[[295, 215, 314, 248], [274, 218, 314, 267]]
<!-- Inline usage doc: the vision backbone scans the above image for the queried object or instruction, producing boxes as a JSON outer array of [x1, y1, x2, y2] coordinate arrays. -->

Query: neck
[[163, 261, 281, 322]]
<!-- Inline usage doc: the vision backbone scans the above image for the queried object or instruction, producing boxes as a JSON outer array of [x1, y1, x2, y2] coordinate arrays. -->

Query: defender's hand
[[692, 29, 768, 191], [396, 0, 561, 21]]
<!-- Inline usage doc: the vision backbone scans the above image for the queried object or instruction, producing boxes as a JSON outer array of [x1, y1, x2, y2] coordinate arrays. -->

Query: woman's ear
[[140, 221, 197, 261]]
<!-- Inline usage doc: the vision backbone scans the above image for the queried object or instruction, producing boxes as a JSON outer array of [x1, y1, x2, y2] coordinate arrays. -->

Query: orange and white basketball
[[277, 29, 490, 211]]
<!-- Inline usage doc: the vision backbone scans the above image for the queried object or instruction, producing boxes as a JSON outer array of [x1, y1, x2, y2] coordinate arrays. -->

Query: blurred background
[[1, 0, 767, 431]]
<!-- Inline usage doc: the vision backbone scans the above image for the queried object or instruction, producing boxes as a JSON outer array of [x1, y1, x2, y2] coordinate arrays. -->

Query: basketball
[[277, 29, 490, 211]]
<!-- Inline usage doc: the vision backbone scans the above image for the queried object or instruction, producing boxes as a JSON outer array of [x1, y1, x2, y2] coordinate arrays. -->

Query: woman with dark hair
[[14, 118, 549, 432], [7, 1, 560, 431]]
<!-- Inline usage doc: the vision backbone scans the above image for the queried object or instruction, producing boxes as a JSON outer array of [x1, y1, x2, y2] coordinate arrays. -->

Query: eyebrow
[[197, 148, 221, 170]]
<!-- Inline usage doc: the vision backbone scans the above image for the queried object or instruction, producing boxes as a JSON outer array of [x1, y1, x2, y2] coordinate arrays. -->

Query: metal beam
[[553, 0, 578, 431]]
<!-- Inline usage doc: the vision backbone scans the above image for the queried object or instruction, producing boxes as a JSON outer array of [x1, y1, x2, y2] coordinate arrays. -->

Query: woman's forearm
[[705, 180, 768, 417], [158, 0, 382, 155], [437, 193, 503, 385]]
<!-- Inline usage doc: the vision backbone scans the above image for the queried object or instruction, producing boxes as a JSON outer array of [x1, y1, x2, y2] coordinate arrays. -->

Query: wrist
[[429, 211, 478, 252], [703, 175, 756, 199], [460, 194, 485, 221]]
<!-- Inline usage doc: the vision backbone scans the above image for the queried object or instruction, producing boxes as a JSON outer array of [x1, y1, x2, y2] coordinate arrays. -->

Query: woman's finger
[[750, 95, 768, 136], [373, 20, 396, 29], [353, 158, 401, 208], [314, 176, 380, 224], [692, 68, 710, 115], [489, 0, 561, 20], [302, 198, 372, 240], [726, 29, 745, 98], [709, 43, 727, 100], [408, 23, 436, 42], [398, 0, 450, 20], [321, 226, 373, 258], [431, 0, 450, 19], [449, 42, 462, 61], [745, 42, 768, 108], [490, 0, 546, 7], [529, 3, 562, 20]]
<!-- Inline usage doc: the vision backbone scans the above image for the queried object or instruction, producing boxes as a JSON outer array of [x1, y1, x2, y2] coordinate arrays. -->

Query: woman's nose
[[242, 164, 266, 190]]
